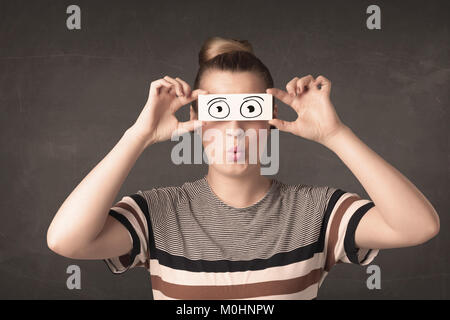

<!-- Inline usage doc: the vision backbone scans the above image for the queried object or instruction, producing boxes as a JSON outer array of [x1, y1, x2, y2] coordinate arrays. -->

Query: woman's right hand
[[129, 76, 208, 148]]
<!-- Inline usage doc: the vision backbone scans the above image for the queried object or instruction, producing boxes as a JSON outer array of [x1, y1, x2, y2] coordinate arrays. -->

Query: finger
[[314, 75, 331, 94], [186, 88, 209, 105], [168, 86, 177, 96], [285, 77, 300, 97], [164, 75, 184, 97], [190, 88, 209, 99], [173, 119, 205, 137], [150, 79, 171, 96], [268, 118, 296, 134], [266, 88, 297, 111], [150, 79, 174, 97], [296, 74, 315, 95], [175, 77, 192, 97], [172, 88, 209, 112]]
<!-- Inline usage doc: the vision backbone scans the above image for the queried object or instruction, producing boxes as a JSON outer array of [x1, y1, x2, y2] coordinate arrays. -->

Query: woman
[[47, 37, 440, 300]]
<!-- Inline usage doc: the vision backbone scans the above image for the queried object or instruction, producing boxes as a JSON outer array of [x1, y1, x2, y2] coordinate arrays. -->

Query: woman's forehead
[[200, 70, 266, 94]]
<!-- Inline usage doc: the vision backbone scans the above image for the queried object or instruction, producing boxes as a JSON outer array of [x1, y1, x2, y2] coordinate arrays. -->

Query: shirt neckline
[[200, 175, 277, 211]]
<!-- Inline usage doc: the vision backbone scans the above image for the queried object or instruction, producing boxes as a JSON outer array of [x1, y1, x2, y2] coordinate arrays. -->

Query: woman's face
[[194, 70, 277, 177]]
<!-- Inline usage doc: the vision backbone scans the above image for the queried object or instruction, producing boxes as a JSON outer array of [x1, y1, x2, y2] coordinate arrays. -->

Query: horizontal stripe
[[149, 252, 323, 286], [151, 238, 324, 273], [150, 268, 322, 299], [241, 283, 318, 300], [152, 282, 318, 300]]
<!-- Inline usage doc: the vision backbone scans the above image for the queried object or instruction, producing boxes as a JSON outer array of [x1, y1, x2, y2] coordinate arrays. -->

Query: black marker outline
[[240, 97, 263, 118], [208, 99, 230, 119]]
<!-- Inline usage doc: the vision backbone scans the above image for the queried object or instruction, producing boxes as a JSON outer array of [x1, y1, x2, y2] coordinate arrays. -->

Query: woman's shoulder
[[275, 178, 339, 203], [136, 176, 205, 204]]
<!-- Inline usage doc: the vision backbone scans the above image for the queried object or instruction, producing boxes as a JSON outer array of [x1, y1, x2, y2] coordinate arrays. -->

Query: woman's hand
[[267, 75, 347, 145], [129, 76, 208, 148]]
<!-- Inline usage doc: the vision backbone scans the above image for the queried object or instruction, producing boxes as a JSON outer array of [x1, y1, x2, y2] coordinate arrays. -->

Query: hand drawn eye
[[208, 100, 230, 119], [240, 99, 263, 118]]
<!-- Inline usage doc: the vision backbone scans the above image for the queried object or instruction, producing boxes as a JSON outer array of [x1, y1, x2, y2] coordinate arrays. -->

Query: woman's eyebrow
[[207, 97, 227, 106], [243, 95, 264, 101], [207, 95, 264, 106]]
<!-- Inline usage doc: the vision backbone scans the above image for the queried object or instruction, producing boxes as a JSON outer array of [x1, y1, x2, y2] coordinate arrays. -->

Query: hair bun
[[198, 36, 254, 65]]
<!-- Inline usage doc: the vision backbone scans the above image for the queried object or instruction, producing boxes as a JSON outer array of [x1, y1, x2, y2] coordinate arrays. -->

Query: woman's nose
[[225, 121, 244, 137]]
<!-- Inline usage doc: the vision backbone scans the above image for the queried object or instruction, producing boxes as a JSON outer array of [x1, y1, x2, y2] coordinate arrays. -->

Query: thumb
[[173, 89, 209, 112], [187, 88, 209, 102], [268, 118, 295, 134], [173, 119, 204, 137]]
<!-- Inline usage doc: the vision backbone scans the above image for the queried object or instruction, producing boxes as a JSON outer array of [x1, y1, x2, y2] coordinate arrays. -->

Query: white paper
[[198, 93, 273, 121]]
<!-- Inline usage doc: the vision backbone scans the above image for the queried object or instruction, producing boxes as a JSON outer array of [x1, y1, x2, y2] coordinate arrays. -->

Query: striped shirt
[[103, 175, 379, 300]]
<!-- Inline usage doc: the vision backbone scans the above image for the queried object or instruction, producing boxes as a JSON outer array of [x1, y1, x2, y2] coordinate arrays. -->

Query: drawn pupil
[[247, 105, 255, 113], [216, 106, 223, 112]]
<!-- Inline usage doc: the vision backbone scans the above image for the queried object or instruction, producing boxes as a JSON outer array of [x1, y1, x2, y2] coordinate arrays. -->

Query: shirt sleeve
[[322, 187, 380, 272], [103, 190, 151, 274]]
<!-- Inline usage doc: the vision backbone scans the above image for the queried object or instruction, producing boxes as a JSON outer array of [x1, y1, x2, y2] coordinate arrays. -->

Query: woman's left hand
[[267, 75, 347, 145]]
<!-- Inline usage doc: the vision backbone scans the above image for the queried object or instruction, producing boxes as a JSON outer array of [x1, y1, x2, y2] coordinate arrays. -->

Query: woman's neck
[[205, 169, 273, 209]]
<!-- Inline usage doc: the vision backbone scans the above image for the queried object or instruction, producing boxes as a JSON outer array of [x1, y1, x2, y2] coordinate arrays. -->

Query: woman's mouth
[[227, 146, 237, 153], [227, 146, 245, 161], [227, 145, 245, 152]]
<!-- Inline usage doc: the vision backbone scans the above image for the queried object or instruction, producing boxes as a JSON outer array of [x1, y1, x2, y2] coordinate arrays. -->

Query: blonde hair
[[198, 37, 254, 65]]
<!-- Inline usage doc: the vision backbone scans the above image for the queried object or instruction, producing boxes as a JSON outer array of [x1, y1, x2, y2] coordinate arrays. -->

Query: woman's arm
[[46, 127, 149, 258], [267, 74, 440, 250], [47, 77, 207, 259], [323, 126, 440, 249], [321, 124, 440, 249]]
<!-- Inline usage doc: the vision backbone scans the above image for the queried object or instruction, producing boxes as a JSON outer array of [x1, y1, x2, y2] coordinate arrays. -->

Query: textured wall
[[0, 0, 448, 299]]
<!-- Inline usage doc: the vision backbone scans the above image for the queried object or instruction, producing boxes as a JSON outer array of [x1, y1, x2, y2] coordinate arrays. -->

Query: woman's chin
[[214, 158, 261, 174], [207, 152, 262, 174]]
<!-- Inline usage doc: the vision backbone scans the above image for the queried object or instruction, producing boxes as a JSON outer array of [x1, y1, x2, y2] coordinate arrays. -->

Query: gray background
[[0, 0, 448, 299]]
